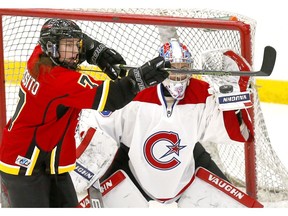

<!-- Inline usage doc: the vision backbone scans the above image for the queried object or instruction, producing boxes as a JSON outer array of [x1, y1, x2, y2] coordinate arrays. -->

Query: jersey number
[[78, 74, 99, 89], [8, 87, 26, 131]]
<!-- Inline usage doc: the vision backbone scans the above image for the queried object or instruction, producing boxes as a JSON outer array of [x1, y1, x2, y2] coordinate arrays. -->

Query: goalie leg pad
[[177, 167, 263, 208], [101, 169, 149, 208], [71, 127, 118, 194], [77, 191, 90, 208]]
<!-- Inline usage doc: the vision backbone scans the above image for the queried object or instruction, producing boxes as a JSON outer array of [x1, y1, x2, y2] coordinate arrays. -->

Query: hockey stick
[[88, 180, 104, 208], [115, 46, 276, 77], [79, 46, 276, 77]]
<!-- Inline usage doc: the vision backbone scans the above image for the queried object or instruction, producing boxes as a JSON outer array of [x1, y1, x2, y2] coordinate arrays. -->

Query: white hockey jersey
[[78, 78, 251, 202]]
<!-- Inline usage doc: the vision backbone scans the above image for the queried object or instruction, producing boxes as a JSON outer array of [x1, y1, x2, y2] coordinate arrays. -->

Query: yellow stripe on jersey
[[0, 161, 20, 175], [49, 147, 76, 174], [98, 80, 110, 111], [58, 163, 76, 174], [25, 146, 40, 176], [50, 147, 57, 174]]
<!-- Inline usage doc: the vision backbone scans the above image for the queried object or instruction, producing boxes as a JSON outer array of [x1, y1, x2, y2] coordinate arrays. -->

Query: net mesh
[[1, 8, 288, 206]]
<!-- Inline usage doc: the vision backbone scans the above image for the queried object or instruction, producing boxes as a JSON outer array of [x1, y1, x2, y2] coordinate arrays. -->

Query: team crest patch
[[143, 131, 186, 170]]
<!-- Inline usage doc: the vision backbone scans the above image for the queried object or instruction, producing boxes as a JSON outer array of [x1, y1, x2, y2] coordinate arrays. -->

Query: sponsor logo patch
[[218, 92, 250, 104], [74, 162, 94, 181], [15, 155, 31, 168]]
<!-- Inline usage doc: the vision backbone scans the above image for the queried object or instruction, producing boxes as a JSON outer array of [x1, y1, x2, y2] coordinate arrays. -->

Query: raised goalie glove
[[202, 49, 253, 111], [127, 56, 169, 93]]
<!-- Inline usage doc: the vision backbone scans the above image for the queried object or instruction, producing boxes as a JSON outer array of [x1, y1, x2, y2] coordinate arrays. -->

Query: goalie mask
[[159, 38, 193, 100], [39, 18, 84, 69]]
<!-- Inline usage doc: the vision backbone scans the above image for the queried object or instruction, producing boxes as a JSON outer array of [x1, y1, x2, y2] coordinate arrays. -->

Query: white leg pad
[[101, 169, 149, 208], [77, 191, 90, 208], [178, 167, 263, 208]]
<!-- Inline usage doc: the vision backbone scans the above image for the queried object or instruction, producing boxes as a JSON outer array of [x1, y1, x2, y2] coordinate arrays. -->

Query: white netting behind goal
[[1, 8, 288, 206]]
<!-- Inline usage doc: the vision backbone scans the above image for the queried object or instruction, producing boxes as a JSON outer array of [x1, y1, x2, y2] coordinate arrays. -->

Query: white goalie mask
[[159, 38, 193, 100]]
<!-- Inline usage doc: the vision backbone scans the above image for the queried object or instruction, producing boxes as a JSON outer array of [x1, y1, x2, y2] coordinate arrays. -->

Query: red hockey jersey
[[0, 45, 134, 176]]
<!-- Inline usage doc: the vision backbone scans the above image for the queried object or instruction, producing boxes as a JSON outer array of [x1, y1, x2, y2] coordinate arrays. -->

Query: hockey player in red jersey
[[0, 18, 168, 207], [73, 38, 263, 207]]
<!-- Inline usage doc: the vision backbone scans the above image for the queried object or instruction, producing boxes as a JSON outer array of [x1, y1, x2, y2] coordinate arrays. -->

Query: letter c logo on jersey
[[143, 131, 186, 170]]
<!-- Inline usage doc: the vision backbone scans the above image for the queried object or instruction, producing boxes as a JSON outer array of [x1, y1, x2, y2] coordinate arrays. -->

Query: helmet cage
[[159, 38, 193, 100]]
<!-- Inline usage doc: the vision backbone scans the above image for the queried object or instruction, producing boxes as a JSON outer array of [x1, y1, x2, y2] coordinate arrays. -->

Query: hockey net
[[0, 8, 288, 206]]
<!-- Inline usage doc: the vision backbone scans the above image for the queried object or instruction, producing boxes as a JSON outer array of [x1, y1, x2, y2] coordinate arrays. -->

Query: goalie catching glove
[[127, 56, 169, 93], [202, 49, 253, 111]]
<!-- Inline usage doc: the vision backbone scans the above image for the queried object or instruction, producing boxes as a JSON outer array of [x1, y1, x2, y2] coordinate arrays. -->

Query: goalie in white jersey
[[73, 38, 263, 208]]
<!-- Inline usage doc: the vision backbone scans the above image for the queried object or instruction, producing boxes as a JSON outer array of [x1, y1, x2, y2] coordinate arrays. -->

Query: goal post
[[0, 8, 287, 206], [0, 15, 6, 143]]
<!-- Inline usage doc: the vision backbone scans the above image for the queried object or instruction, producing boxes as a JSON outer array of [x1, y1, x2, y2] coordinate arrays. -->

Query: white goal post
[[0, 8, 288, 206]]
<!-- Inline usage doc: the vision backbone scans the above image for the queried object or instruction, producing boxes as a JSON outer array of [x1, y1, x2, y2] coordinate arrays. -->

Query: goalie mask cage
[[0, 8, 288, 206]]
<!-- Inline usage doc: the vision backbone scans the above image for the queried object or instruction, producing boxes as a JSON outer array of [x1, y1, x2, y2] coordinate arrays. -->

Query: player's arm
[[92, 56, 168, 112], [64, 55, 167, 112]]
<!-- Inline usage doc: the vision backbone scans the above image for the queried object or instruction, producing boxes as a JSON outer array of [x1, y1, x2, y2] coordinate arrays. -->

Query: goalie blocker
[[77, 168, 263, 208]]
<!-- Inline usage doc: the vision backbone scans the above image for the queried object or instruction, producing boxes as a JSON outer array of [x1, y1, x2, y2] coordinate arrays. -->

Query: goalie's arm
[[199, 93, 252, 145]]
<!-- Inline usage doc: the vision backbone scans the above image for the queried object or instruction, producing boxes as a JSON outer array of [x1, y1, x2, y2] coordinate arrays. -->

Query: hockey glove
[[128, 56, 168, 93], [83, 34, 127, 80], [96, 48, 127, 80]]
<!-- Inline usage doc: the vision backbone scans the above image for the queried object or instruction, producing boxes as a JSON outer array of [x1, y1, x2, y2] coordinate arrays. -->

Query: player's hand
[[128, 56, 169, 92], [82, 34, 127, 80], [97, 48, 127, 80]]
